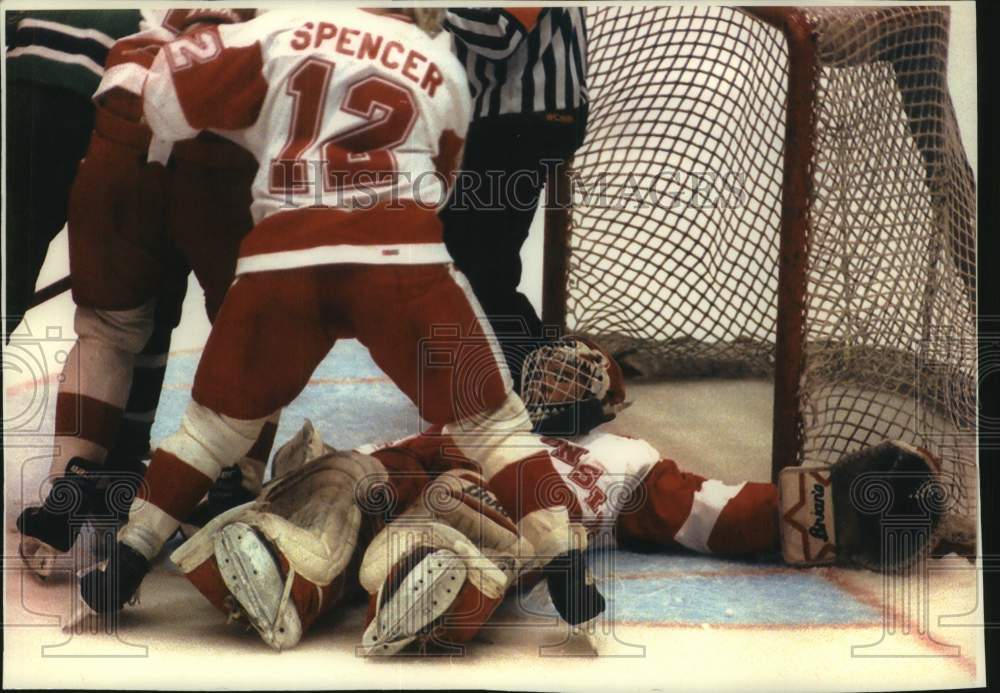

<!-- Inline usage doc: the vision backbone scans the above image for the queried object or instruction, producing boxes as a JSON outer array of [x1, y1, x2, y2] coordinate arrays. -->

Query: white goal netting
[[556, 6, 977, 532]]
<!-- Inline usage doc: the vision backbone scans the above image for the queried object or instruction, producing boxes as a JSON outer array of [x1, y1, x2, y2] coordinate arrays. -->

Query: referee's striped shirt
[[444, 7, 587, 120]]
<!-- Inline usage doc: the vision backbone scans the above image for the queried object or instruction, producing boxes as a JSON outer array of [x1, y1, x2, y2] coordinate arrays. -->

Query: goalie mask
[[521, 336, 628, 432]]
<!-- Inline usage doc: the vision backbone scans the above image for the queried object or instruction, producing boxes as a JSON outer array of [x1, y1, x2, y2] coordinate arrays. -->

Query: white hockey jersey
[[359, 430, 661, 532], [142, 9, 471, 271], [537, 432, 661, 530]]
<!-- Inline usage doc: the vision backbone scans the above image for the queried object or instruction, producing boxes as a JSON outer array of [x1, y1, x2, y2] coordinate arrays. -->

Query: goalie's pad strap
[[778, 467, 838, 565], [360, 520, 510, 600]]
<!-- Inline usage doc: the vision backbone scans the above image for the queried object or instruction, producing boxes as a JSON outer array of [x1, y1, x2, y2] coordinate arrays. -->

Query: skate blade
[[214, 522, 302, 651], [62, 602, 101, 634], [19, 536, 66, 579], [361, 549, 466, 656], [61, 563, 113, 635]]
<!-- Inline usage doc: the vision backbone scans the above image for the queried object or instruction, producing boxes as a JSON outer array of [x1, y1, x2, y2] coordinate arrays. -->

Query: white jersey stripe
[[673, 479, 747, 554], [447, 265, 514, 393], [18, 18, 116, 47], [6, 45, 103, 77], [236, 243, 452, 275]]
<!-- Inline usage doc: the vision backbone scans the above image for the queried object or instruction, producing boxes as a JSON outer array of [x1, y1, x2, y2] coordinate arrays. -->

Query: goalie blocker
[[779, 440, 946, 570]]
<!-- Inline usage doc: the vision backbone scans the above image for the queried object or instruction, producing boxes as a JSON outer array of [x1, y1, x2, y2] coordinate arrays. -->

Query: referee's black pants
[[442, 108, 586, 388], [5, 81, 95, 338]]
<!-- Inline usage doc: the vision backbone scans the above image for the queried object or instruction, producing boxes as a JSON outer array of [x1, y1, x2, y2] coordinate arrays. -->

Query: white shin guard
[[171, 450, 388, 650]]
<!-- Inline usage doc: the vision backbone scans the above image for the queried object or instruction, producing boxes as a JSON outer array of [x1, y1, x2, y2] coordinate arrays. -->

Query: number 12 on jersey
[[269, 56, 417, 195]]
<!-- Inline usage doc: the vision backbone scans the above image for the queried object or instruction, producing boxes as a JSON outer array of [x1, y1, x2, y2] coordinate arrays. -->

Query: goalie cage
[[542, 6, 978, 549]]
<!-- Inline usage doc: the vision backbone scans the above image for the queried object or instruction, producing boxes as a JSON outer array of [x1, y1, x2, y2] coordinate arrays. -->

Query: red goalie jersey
[[142, 9, 470, 274]]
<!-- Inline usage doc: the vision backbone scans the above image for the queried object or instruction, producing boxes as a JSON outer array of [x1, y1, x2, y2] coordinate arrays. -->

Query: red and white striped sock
[[119, 400, 268, 559], [50, 305, 155, 476]]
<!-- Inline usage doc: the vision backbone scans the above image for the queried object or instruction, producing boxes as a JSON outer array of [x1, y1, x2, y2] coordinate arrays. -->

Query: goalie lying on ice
[[171, 424, 945, 654]]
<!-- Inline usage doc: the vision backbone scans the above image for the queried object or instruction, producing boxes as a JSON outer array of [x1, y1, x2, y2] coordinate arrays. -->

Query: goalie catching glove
[[358, 469, 532, 655], [779, 440, 946, 570]]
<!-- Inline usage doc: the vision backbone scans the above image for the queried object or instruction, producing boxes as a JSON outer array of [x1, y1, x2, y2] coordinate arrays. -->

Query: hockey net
[[543, 6, 978, 540]]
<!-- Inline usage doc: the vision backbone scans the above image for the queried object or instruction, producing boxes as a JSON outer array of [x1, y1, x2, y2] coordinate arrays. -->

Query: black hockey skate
[[180, 465, 257, 538], [80, 541, 150, 614], [17, 456, 147, 576], [18, 459, 101, 576]]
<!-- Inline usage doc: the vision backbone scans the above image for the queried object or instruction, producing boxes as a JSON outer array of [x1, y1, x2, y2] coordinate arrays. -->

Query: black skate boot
[[17, 458, 102, 577], [544, 549, 606, 625], [90, 454, 148, 561], [80, 541, 150, 614], [180, 465, 257, 538]]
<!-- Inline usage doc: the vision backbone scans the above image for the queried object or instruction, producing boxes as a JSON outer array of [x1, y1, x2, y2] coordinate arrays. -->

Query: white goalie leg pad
[[360, 522, 506, 655], [362, 546, 468, 656], [359, 469, 532, 655], [360, 520, 511, 601], [247, 450, 386, 585], [171, 450, 388, 650], [270, 418, 332, 481], [441, 392, 579, 563]]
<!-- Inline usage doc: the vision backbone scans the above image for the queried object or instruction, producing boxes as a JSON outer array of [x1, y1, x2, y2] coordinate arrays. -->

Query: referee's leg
[[442, 112, 583, 385]]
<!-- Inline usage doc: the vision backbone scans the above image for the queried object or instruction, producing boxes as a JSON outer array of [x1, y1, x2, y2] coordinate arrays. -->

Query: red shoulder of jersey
[[502, 7, 543, 33]]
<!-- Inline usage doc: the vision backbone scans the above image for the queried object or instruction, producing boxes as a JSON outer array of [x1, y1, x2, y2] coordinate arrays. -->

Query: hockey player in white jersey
[[82, 8, 602, 634]]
